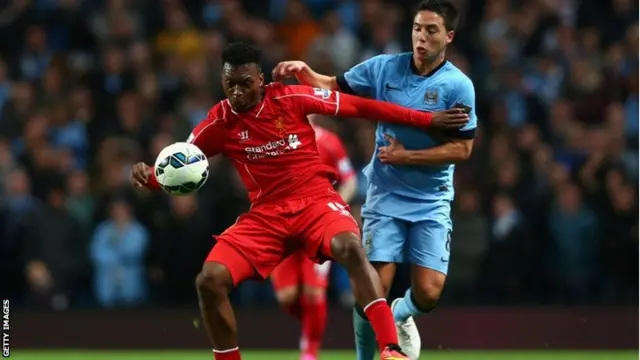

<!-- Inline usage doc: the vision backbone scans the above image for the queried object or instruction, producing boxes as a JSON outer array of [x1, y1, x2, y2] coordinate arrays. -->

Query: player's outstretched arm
[[291, 86, 468, 130], [337, 92, 471, 129]]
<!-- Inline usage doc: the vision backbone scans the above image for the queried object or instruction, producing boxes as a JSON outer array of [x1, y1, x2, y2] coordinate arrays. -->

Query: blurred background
[[0, 0, 637, 356]]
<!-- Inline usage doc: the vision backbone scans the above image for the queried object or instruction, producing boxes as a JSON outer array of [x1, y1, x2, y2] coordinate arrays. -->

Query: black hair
[[221, 42, 262, 69], [415, 0, 460, 32]]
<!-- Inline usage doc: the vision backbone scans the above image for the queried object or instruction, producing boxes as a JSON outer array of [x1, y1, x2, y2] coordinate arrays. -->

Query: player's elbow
[[449, 139, 473, 162]]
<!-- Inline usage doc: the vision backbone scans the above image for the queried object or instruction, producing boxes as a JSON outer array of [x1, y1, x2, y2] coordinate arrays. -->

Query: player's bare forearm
[[297, 69, 339, 90], [401, 139, 474, 165], [338, 177, 357, 203]]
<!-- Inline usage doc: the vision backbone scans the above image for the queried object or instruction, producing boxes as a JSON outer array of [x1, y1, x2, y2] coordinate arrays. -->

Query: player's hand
[[131, 162, 151, 188], [430, 108, 469, 129], [272, 61, 309, 81], [378, 134, 408, 165]]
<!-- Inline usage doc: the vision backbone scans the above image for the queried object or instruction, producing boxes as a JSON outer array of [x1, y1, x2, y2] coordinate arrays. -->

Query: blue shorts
[[361, 199, 452, 275]]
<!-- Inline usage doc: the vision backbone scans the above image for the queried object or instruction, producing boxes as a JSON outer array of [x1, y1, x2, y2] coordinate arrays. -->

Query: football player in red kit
[[270, 116, 357, 360], [131, 42, 468, 360]]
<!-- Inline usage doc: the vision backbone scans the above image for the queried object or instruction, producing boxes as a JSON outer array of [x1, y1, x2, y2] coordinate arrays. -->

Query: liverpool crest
[[274, 118, 287, 136]]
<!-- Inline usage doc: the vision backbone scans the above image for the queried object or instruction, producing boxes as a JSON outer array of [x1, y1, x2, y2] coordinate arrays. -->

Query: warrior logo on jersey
[[424, 88, 439, 105]]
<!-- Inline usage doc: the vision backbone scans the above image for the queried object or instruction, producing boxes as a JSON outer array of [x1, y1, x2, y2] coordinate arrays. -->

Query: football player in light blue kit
[[273, 1, 475, 359]]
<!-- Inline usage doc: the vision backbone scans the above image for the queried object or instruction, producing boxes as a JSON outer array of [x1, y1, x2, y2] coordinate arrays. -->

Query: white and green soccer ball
[[154, 142, 209, 196]]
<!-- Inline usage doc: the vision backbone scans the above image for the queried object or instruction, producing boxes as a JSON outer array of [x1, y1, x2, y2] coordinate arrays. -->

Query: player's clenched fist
[[131, 162, 151, 187], [430, 108, 469, 129], [272, 61, 309, 81]]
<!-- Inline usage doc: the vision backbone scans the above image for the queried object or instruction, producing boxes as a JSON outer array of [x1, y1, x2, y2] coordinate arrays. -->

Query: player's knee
[[275, 287, 300, 306], [330, 234, 367, 270], [196, 262, 233, 299], [302, 286, 326, 304], [413, 276, 446, 306]]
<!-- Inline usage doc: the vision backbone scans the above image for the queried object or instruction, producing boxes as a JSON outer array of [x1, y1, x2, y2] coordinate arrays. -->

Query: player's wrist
[[394, 150, 412, 165]]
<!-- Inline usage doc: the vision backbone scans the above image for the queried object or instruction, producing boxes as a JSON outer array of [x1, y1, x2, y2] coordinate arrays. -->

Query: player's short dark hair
[[221, 42, 262, 69], [415, 0, 460, 32]]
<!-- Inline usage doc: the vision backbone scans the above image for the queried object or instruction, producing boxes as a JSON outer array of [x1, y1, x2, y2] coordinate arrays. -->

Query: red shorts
[[205, 192, 359, 286], [271, 252, 331, 290]]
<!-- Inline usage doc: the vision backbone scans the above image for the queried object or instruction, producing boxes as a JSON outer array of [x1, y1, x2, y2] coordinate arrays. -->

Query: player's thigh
[[362, 213, 408, 264], [294, 195, 361, 260], [271, 252, 304, 302], [407, 201, 453, 276], [207, 211, 289, 285]]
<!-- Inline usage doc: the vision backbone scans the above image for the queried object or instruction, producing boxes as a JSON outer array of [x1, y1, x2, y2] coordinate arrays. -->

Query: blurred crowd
[[0, 0, 637, 311]]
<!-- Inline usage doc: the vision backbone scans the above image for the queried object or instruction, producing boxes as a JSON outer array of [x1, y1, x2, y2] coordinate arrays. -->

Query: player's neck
[[412, 53, 446, 77]]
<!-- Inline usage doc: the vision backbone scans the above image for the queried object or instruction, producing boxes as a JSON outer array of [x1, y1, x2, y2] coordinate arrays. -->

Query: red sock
[[213, 347, 241, 360], [283, 297, 302, 320], [363, 299, 398, 351], [300, 295, 327, 357]]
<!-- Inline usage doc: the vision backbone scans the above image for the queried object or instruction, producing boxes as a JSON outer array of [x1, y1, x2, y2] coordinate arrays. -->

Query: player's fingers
[[444, 120, 469, 128], [132, 169, 149, 183], [384, 133, 397, 144], [285, 63, 300, 75], [447, 114, 469, 121]]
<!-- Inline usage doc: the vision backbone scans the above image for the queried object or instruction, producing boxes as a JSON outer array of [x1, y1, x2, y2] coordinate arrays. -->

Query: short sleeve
[[187, 103, 227, 157], [447, 76, 477, 139], [279, 85, 341, 117], [336, 55, 387, 98]]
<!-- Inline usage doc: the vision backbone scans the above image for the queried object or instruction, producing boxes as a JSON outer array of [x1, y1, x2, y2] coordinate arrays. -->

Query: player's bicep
[[336, 56, 382, 97], [287, 85, 340, 117]]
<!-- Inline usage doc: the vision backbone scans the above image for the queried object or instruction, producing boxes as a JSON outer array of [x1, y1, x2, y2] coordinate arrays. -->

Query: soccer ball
[[154, 142, 209, 196]]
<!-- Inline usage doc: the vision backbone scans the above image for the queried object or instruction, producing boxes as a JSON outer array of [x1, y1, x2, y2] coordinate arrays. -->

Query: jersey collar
[[410, 55, 447, 77]]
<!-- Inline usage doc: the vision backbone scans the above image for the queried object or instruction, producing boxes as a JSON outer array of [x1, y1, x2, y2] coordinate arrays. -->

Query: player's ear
[[259, 72, 264, 86], [446, 31, 455, 45]]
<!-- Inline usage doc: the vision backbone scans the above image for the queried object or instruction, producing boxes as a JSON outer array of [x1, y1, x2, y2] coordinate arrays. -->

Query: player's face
[[222, 63, 264, 112], [412, 10, 454, 63]]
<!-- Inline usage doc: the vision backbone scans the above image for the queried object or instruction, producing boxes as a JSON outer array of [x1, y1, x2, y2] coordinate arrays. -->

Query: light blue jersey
[[337, 52, 477, 272]]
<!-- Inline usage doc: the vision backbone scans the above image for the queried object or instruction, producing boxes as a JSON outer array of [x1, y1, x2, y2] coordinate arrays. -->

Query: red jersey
[[313, 125, 355, 185], [148, 83, 434, 204]]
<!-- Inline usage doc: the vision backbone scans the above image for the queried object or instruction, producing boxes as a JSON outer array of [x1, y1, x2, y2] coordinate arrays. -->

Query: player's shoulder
[[266, 82, 312, 99], [362, 52, 409, 68], [204, 100, 232, 126], [442, 62, 475, 90]]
